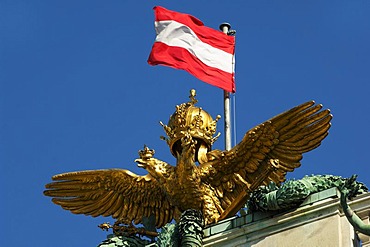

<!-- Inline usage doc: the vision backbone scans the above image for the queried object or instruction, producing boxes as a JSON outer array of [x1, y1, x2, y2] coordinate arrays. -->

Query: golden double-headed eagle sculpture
[[44, 89, 332, 228]]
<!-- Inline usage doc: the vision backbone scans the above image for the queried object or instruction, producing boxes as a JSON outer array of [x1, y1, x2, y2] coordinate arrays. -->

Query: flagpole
[[220, 23, 233, 151]]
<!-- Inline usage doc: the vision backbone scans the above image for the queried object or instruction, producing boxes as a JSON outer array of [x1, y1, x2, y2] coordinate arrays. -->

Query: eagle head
[[135, 157, 173, 180], [135, 146, 173, 180]]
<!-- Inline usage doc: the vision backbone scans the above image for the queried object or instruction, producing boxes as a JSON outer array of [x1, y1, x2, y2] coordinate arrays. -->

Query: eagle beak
[[135, 158, 147, 169]]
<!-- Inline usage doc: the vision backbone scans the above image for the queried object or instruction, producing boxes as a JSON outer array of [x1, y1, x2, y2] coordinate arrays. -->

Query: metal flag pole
[[223, 88, 232, 151], [219, 23, 235, 151]]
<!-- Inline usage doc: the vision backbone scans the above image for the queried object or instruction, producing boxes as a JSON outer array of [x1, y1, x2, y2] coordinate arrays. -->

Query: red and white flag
[[147, 6, 236, 93]]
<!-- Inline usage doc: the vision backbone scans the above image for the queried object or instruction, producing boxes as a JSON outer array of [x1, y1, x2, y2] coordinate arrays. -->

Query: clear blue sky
[[1, 1, 370, 246]]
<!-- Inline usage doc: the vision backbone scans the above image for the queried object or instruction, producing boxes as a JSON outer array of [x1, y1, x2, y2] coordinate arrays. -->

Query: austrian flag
[[148, 6, 236, 93]]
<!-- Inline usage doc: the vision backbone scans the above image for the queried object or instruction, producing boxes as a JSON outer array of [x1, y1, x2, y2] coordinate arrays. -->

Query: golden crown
[[138, 145, 155, 160], [160, 89, 221, 157]]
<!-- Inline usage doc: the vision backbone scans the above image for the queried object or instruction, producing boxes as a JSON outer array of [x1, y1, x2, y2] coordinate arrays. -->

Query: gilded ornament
[[44, 89, 332, 229]]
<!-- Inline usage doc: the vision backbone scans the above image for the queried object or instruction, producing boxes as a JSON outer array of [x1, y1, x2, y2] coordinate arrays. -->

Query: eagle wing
[[200, 101, 332, 217], [44, 169, 175, 227]]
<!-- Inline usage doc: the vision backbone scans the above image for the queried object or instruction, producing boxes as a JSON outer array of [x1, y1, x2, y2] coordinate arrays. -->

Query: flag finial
[[219, 22, 236, 36]]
